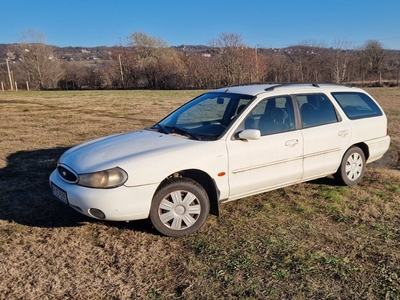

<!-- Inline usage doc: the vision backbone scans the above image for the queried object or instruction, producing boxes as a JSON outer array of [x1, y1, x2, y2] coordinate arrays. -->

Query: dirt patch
[[371, 149, 399, 169]]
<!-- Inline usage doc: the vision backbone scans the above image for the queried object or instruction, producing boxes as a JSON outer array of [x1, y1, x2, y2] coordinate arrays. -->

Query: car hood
[[60, 130, 199, 174]]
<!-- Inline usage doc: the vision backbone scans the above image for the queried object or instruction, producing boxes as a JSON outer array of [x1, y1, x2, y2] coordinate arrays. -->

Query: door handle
[[285, 139, 299, 147], [338, 130, 349, 137]]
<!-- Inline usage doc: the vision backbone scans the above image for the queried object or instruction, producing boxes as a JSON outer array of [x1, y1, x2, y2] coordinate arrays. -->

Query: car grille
[[58, 166, 78, 183]]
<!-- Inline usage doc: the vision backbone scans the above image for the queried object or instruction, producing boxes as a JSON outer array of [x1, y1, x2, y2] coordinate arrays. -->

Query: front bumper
[[49, 169, 158, 221]]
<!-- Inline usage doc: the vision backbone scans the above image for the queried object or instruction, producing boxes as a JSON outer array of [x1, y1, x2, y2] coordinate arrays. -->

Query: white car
[[50, 83, 390, 236]]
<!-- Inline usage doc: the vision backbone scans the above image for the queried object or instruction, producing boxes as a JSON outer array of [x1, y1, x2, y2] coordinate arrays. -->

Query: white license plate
[[51, 183, 68, 204]]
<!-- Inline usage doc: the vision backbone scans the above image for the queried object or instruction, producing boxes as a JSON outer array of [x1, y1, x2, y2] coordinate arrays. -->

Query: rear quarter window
[[331, 92, 383, 120]]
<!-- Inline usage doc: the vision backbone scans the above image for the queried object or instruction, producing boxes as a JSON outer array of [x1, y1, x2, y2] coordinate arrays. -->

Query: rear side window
[[296, 93, 338, 128], [331, 92, 383, 120]]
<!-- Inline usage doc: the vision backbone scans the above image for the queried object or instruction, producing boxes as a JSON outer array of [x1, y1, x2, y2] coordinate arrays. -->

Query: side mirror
[[238, 129, 261, 140]]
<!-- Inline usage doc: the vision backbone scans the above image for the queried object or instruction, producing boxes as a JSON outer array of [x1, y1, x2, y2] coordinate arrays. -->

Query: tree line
[[1, 30, 400, 91]]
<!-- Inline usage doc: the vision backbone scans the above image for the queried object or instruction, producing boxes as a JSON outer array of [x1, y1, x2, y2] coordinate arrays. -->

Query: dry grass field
[[0, 88, 399, 299]]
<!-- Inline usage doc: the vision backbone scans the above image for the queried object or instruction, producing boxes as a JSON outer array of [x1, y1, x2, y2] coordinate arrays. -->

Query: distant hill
[[1, 43, 398, 71], [1, 43, 399, 62], [0, 44, 213, 64], [0, 44, 116, 63]]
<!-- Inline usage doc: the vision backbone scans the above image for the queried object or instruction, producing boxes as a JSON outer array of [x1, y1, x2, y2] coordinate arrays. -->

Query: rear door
[[296, 93, 351, 178]]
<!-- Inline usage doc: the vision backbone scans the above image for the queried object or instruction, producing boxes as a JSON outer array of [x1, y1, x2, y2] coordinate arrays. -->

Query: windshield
[[152, 92, 253, 140]]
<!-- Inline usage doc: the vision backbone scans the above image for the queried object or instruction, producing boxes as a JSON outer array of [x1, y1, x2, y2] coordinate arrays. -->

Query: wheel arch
[[336, 142, 369, 172], [156, 169, 220, 217], [334, 142, 368, 186], [353, 142, 370, 161]]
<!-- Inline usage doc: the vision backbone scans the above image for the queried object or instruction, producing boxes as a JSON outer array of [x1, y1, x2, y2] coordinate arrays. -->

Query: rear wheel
[[149, 178, 210, 237], [334, 146, 366, 186]]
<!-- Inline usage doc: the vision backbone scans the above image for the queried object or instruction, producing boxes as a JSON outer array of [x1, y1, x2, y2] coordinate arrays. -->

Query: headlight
[[78, 167, 128, 188]]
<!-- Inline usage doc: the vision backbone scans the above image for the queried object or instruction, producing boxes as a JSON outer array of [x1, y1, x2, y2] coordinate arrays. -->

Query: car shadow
[[0, 147, 154, 233], [308, 176, 338, 186]]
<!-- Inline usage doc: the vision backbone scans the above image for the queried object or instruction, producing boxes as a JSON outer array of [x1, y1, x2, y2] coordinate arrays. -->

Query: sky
[[1, 0, 400, 50]]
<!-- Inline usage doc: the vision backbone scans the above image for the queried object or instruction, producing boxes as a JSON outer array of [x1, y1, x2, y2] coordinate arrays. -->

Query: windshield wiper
[[151, 123, 169, 134], [165, 126, 202, 140]]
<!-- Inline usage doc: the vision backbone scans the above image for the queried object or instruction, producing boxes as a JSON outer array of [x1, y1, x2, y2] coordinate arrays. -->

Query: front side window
[[296, 93, 338, 128], [243, 95, 295, 135], [331, 92, 383, 120]]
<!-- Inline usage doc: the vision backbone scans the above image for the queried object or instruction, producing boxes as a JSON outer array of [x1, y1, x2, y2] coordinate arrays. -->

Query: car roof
[[209, 83, 361, 97]]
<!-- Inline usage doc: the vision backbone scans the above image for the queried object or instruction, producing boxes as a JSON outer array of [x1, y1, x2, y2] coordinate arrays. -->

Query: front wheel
[[149, 178, 210, 237], [334, 146, 366, 186]]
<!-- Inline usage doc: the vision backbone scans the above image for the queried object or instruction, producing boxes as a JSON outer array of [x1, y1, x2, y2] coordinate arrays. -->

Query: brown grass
[[0, 88, 399, 299]]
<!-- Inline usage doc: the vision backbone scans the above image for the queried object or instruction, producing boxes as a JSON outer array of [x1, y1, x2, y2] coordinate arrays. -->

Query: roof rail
[[229, 81, 274, 87], [263, 82, 354, 91], [225, 82, 354, 92]]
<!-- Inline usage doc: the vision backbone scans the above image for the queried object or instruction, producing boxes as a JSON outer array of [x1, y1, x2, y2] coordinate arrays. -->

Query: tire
[[334, 146, 366, 186], [149, 178, 210, 237]]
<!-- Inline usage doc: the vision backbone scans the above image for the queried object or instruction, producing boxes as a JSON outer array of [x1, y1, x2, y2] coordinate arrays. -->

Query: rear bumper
[[365, 135, 391, 164]]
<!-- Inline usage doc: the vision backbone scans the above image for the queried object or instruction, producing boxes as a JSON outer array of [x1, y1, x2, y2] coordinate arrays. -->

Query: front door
[[226, 96, 303, 199]]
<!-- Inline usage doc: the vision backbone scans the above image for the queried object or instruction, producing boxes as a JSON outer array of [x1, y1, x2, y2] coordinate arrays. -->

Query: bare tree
[[0, 58, 11, 89], [328, 39, 353, 83], [10, 29, 63, 90], [127, 31, 183, 89], [107, 47, 134, 89], [284, 41, 329, 82], [361, 40, 385, 75], [357, 40, 386, 80], [262, 50, 290, 82], [208, 32, 251, 86]]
